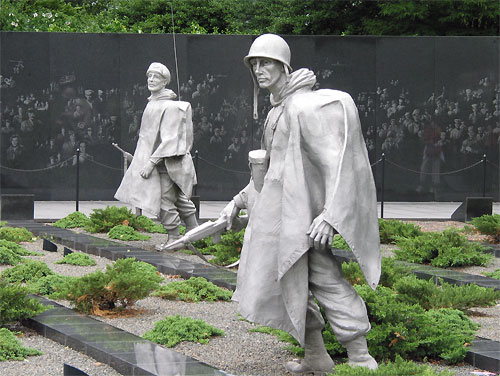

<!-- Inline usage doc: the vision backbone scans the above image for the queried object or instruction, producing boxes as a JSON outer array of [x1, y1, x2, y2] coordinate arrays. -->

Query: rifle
[[158, 215, 248, 252]]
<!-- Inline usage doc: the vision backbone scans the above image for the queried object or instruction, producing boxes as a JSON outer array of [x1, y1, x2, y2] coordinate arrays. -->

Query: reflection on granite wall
[[1, 32, 498, 201]]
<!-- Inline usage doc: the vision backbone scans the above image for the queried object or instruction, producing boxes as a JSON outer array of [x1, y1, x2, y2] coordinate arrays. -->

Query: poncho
[[115, 89, 196, 217], [233, 69, 381, 346]]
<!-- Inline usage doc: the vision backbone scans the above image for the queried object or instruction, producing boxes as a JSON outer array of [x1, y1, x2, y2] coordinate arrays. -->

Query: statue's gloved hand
[[220, 200, 240, 231], [307, 213, 335, 250], [140, 161, 155, 179]]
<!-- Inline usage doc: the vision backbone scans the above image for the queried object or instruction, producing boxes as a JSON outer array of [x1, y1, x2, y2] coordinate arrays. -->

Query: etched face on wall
[[249, 57, 285, 92]]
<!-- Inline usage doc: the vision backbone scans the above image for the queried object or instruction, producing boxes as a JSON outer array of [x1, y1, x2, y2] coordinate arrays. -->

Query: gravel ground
[[1, 223, 499, 376]]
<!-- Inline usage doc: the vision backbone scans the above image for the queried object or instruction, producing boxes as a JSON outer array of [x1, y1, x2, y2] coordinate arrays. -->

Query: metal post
[[75, 148, 80, 212], [381, 153, 385, 219], [194, 150, 199, 196], [482, 154, 487, 197]]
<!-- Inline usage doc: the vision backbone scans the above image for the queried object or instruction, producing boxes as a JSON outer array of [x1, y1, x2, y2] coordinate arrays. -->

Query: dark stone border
[[24, 296, 232, 376], [7, 220, 500, 373]]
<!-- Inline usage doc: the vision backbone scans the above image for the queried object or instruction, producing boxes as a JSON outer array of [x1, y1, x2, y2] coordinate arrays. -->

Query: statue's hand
[[307, 213, 335, 250], [140, 161, 155, 179], [220, 200, 240, 231]]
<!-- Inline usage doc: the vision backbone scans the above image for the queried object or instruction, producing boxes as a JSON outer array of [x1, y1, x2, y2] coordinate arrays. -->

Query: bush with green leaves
[[55, 252, 96, 266], [53, 211, 91, 229], [332, 234, 351, 251], [0, 279, 47, 326], [84, 206, 136, 233], [0, 328, 42, 361], [470, 213, 500, 243], [393, 275, 500, 311], [394, 229, 492, 267], [323, 284, 479, 363], [59, 258, 162, 314], [143, 315, 224, 347], [153, 277, 233, 302], [27, 274, 76, 299], [342, 257, 413, 288], [0, 239, 40, 256], [0, 247, 22, 265], [0, 227, 34, 243], [197, 229, 244, 266], [108, 225, 150, 241], [484, 269, 500, 280], [378, 218, 423, 244], [333, 355, 453, 376], [131, 215, 167, 234], [1, 259, 54, 284]]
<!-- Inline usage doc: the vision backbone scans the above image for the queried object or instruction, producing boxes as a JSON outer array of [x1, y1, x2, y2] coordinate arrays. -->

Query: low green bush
[[0, 328, 42, 361], [0, 279, 47, 325], [0, 239, 40, 256], [1, 259, 54, 284], [378, 219, 423, 244], [0, 227, 34, 243], [131, 215, 167, 234], [84, 206, 136, 233], [53, 211, 91, 229], [59, 258, 162, 313], [143, 315, 224, 347], [470, 213, 500, 242], [393, 275, 500, 311], [153, 277, 233, 302], [55, 253, 96, 266], [342, 257, 413, 288], [333, 355, 453, 376], [0, 247, 22, 265], [197, 229, 244, 266], [331, 234, 350, 251], [27, 274, 76, 298], [108, 225, 150, 241], [249, 326, 302, 355], [394, 229, 492, 267], [484, 269, 500, 280]]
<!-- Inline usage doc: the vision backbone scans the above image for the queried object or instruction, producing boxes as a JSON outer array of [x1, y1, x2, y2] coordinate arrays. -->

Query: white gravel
[[1, 234, 499, 375]]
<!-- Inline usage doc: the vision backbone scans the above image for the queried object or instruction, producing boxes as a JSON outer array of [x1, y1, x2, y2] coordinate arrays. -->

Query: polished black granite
[[25, 296, 233, 376]]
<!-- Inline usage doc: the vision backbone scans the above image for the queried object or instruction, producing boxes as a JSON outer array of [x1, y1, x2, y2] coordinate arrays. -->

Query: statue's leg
[[175, 191, 198, 231], [285, 301, 335, 375], [308, 248, 377, 370], [156, 173, 182, 250]]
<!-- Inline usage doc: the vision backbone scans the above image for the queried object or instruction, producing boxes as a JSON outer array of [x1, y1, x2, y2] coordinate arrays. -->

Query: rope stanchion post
[[482, 154, 487, 197], [194, 150, 199, 196], [381, 153, 385, 219], [75, 149, 80, 212]]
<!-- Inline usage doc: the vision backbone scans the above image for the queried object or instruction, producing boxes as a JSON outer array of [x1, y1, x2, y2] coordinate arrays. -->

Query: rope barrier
[[198, 156, 251, 175], [0, 155, 76, 172], [370, 158, 382, 167], [385, 158, 483, 176], [86, 158, 124, 171], [486, 159, 500, 170]]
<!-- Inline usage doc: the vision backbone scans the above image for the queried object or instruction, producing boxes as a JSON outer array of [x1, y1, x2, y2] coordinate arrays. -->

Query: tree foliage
[[1, 0, 498, 35]]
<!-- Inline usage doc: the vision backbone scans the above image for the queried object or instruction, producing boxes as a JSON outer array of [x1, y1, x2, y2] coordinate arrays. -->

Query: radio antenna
[[170, 2, 181, 100]]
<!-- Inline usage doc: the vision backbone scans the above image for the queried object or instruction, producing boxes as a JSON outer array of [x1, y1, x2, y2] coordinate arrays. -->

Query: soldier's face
[[250, 57, 285, 91], [147, 72, 167, 93]]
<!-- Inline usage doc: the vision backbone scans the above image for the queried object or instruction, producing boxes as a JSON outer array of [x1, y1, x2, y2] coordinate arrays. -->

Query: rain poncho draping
[[233, 69, 380, 346], [115, 89, 196, 217]]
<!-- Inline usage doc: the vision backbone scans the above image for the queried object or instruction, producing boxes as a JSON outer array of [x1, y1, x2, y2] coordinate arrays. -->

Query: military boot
[[285, 328, 334, 375], [344, 336, 377, 370]]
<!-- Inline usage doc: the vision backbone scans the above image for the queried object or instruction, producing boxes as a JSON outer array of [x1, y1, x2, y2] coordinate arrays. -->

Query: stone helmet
[[244, 34, 292, 120], [146, 62, 171, 84], [243, 33, 292, 74]]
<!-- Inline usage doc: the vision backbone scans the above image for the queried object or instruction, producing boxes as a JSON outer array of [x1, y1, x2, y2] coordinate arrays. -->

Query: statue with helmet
[[221, 34, 381, 373], [115, 62, 198, 249]]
